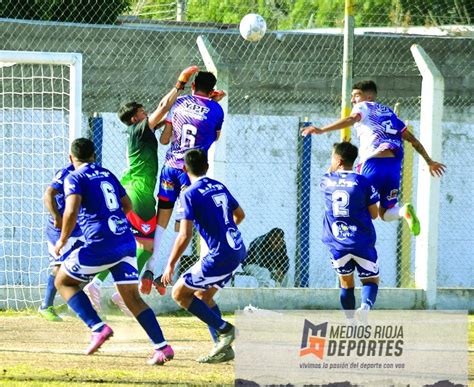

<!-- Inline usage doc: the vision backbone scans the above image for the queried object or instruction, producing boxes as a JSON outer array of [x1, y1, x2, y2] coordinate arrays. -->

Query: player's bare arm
[[54, 194, 81, 256], [402, 129, 446, 177], [148, 65, 199, 129], [162, 219, 193, 286], [44, 186, 62, 228], [120, 195, 133, 214], [233, 206, 245, 225], [368, 203, 379, 220], [300, 114, 360, 136], [160, 122, 173, 145], [148, 89, 180, 129]]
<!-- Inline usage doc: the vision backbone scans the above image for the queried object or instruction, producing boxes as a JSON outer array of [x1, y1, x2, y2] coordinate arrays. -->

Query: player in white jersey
[[301, 80, 446, 236]]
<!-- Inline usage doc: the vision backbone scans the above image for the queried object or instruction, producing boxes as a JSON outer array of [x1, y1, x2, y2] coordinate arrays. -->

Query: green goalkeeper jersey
[[120, 118, 158, 194]]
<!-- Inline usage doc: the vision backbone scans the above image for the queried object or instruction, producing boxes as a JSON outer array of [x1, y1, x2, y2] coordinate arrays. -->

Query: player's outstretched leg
[[401, 203, 421, 236], [117, 284, 173, 365]]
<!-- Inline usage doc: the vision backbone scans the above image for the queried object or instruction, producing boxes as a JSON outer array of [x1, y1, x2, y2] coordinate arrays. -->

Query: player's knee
[[171, 285, 182, 303], [171, 284, 189, 307]]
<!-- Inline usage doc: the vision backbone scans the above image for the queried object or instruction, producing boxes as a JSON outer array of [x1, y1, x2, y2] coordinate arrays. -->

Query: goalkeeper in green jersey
[[83, 66, 199, 314]]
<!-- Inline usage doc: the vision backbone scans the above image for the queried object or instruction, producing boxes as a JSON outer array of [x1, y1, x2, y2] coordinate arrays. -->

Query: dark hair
[[352, 80, 377, 95], [117, 101, 143, 125], [184, 149, 208, 176], [268, 227, 285, 240], [194, 71, 217, 94], [333, 142, 358, 166], [71, 138, 95, 161]]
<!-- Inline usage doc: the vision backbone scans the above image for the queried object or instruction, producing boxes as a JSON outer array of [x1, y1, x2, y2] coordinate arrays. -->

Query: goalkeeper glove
[[176, 65, 199, 90]]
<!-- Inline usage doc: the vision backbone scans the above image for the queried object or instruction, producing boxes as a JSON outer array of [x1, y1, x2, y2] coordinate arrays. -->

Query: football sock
[[145, 225, 165, 272], [187, 296, 226, 331], [137, 248, 152, 274], [340, 287, 355, 318], [361, 282, 378, 309], [136, 308, 167, 349], [382, 206, 402, 222], [67, 290, 103, 329], [41, 274, 57, 309], [208, 305, 221, 343]]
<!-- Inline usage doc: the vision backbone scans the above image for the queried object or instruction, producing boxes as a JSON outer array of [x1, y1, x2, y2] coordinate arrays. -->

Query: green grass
[[0, 311, 472, 385]]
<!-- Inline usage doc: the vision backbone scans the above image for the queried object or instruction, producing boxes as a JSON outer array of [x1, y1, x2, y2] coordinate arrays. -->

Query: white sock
[[382, 205, 403, 222], [91, 277, 103, 287], [145, 225, 165, 272]]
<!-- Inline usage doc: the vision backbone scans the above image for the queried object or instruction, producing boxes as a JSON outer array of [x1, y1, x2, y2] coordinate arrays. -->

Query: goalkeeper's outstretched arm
[[148, 65, 199, 129]]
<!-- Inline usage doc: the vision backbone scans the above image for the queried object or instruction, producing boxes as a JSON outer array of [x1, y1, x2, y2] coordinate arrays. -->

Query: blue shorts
[[47, 236, 85, 266], [182, 248, 246, 290], [158, 165, 190, 204], [61, 242, 138, 284], [359, 157, 402, 209], [329, 248, 379, 278]]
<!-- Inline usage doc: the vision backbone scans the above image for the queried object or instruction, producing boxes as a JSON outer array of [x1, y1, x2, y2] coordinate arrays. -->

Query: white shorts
[[47, 235, 85, 266], [62, 245, 138, 284]]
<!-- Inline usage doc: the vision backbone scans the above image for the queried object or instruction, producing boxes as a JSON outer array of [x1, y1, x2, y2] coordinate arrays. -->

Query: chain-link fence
[[0, 1, 472, 308]]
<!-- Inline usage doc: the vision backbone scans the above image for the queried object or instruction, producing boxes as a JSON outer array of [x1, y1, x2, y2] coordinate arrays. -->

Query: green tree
[[0, 0, 131, 24]]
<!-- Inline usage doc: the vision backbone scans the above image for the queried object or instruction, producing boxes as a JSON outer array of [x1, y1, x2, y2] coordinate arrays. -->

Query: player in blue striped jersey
[[141, 71, 225, 295], [161, 149, 246, 363], [302, 80, 446, 236], [40, 163, 85, 321], [53, 138, 173, 365], [321, 142, 380, 317]]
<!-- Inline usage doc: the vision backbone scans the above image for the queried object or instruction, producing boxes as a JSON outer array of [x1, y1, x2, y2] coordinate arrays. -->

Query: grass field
[[0, 310, 472, 386]]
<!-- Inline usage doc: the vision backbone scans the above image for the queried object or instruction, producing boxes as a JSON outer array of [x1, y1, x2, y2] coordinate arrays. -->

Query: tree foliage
[[0, 0, 131, 24], [1, 0, 471, 26], [183, 0, 472, 28]]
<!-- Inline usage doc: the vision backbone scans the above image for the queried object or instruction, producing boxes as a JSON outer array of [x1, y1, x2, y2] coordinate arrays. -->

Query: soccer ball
[[239, 13, 267, 42]]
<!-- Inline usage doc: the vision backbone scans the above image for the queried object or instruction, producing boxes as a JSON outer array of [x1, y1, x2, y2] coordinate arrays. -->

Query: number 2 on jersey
[[212, 193, 230, 224], [332, 190, 350, 217]]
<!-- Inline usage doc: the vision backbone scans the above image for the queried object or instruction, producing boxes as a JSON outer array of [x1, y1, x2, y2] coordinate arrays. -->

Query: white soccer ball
[[239, 13, 267, 42]]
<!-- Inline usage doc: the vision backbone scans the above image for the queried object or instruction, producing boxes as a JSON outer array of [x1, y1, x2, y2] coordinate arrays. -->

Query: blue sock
[[187, 296, 226, 331], [41, 274, 57, 309], [136, 308, 166, 348], [208, 305, 221, 343], [67, 290, 103, 330], [361, 282, 378, 309], [340, 287, 355, 318]]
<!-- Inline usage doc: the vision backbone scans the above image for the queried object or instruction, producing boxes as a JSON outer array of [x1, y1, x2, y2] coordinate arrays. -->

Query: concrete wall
[[0, 19, 472, 115], [0, 20, 472, 307]]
